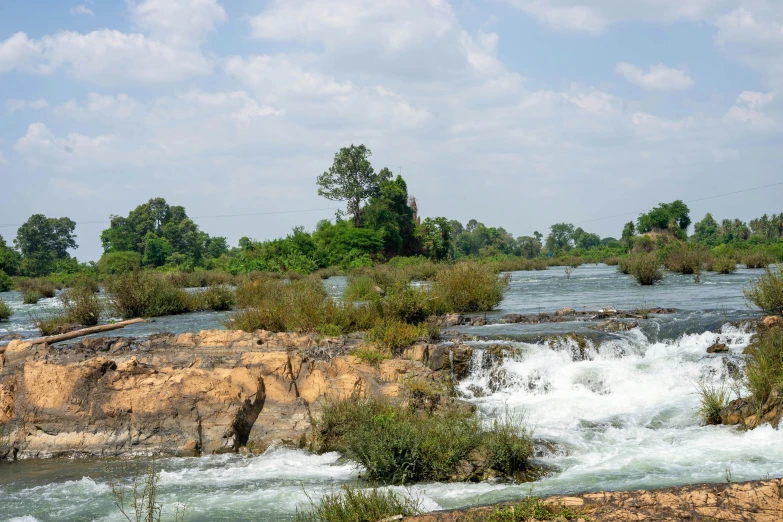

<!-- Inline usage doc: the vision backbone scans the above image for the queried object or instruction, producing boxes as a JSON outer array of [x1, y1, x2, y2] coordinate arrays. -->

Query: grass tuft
[[623, 253, 663, 285], [367, 319, 424, 352], [745, 268, 783, 315], [743, 328, 783, 406], [481, 496, 589, 522], [433, 261, 510, 313], [60, 285, 102, 326], [0, 298, 11, 321], [696, 380, 730, 425], [294, 484, 421, 522]]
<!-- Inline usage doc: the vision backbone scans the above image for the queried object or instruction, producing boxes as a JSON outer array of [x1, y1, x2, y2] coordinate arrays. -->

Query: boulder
[[555, 307, 576, 316], [761, 315, 783, 328], [502, 313, 524, 324], [706, 342, 729, 354]]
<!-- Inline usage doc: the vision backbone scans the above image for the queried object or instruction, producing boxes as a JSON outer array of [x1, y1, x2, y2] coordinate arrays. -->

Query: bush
[[17, 278, 56, 299], [22, 290, 43, 304], [97, 251, 142, 275], [0, 270, 12, 292], [696, 380, 730, 425], [744, 251, 774, 269], [105, 271, 190, 318], [60, 285, 102, 326], [294, 485, 421, 522], [186, 285, 235, 311], [433, 261, 510, 312], [379, 283, 432, 324], [350, 346, 390, 366], [343, 275, 378, 301], [664, 243, 710, 274], [711, 257, 737, 275], [743, 328, 783, 406], [31, 312, 76, 336], [484, 414, 533, 477], [0, 298, 11, 321], [367, 319, 424, 352], [625, 253, 663, 285], [315, 397, 533, 485], [745, 269, 783, 314]]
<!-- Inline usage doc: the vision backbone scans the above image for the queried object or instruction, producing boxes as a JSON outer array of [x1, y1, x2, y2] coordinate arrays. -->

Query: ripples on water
[[1, 265, 781, 521]]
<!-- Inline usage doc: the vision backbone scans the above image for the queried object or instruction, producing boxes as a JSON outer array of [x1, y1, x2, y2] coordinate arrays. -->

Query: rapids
[[1, 264, 781, 521]]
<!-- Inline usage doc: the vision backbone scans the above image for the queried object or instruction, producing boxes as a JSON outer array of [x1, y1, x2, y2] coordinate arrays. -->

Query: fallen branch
[[27, 318, 145, 346]]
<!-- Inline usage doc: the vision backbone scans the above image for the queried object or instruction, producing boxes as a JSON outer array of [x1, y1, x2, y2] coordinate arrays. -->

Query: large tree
[[316, 144, 391, 227], [637, 200, 691, 235], [361, 174, 418, 258], [545, 223, 575, 254], [14, 214, 77, 276], [0, 234, 21, 276]]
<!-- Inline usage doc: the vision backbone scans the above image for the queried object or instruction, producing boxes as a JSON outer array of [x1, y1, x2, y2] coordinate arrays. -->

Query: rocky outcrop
[[0, 329, 453, 460], [720, 389, 783, 430], [405, 478, 783, 522], [707, 342, 730, 354]]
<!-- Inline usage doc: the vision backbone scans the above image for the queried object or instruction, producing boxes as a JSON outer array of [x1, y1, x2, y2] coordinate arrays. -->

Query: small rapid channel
[[1, 265, 781, 521]]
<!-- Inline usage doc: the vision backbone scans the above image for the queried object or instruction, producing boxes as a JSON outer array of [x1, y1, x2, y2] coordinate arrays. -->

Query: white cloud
[[615, 63, 694, 91], [6, 98, 49, 112], [14, 122, 115, 167], [0, 32, 47, 73], [48, 177, 97, 197], [130, 0, 226, 48], [724, 90, 777, 128], [70, 5, 94, 16]]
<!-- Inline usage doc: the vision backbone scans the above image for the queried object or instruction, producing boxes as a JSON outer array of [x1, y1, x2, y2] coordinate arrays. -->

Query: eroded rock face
[[720, 389, 783, 429], [0, 330, 442, 460], [404, 478, 783, 522]]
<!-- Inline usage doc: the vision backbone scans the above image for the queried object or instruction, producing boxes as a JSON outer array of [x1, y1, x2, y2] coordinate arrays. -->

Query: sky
[[0, 0, 782, 261]]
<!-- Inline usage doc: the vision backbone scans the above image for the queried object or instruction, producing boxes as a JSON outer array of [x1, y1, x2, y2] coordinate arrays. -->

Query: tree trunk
[[29, 318, 145, 345]]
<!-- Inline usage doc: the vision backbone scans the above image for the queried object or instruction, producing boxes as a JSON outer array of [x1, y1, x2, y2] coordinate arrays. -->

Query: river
[[1, 264, 781, 521]]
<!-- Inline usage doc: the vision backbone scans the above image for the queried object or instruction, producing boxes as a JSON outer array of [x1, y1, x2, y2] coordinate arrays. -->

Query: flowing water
[[2, 265, 781, 521]]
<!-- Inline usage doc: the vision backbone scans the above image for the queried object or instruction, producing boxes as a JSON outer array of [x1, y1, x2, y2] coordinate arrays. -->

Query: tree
[[316, 145, 391, 227], [417, 217, 452, 260], [637, 200, 691, 235], [693, 213, 718, 245], [14, 214, 77, 276], [0, 234, 21, 276], [544, 223, 575, 254], [516, 236, 542, 259], [361, 175, 418, 258], [621, 221, 636, 242], [572, 227, 600, 250]]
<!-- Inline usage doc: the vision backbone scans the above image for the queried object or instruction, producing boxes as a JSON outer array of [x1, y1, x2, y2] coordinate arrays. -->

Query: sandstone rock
[[442, 313, 464, 327], [761, 315, 783, 328], [590, 319, 638, 333], [706, 342, 729, 354], [556, 307, 576, 316], [470, 317, 487, 327]]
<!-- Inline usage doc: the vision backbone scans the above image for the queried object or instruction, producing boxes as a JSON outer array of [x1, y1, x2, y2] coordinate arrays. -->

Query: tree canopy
[[316, 144, 392, 226], [637, 200, 691, 235], [14, 214, 77, 276]]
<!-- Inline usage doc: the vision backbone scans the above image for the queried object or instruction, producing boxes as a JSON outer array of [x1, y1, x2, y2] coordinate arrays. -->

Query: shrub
[[604, 256, 623, 266], [186, 285, 235, 311], [367, 319, 424, 352], [16, 278, 56, 299], [433, 261, 510, 312], [0, 270, 12, 292], [22, 290, 43, 304], [745, 269, 783, 314], [31, 312, 76, 336], [743, 328, 783, 406], [0, 298, 11, 321], [696, 381, 730, 425], [625, 253, 663, 285], [711, 257, 737, 275], [343, 275, 378, 301], [97, 251, 142, 275], [664, 243, 710, 274], [105, 271, 190, 318], [379, 283, 432, 324], [60, 285, 102, 326], [482, 497, 588, 522], [744, 251, 774, 269], [315, 397, 533, 485], [350, 346, 389, 366], [293, 485, 421, 522], [484, 414, 534, 477]]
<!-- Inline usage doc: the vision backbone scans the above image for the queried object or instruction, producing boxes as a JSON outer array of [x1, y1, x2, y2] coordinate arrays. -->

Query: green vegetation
[[622, 253, 663, 285], [742, 328, 783, 407], [0, 298, 11, 321], [350, 346, 390, 366], [294, 485, 421, 522], [315, 397, 533, 485], [696, 381, 730, 425], [17, 278, 56, 299], [710, 257, 737, 275], [13, 214, 77, 277], [367, 319, 425, 351], [22, 290, 43, 305], [744, 251, 773, 269], [60, 285, 102, 326], [662, 243, 710, 274], [745, 269, 783, 314], [0, 270, 12, 292], [433, 261, 510, 312], [479, 497, 589, 522]]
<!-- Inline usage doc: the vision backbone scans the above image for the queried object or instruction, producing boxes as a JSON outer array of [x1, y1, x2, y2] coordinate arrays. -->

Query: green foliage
[[379, 283, 432, 323], [0, 234, 21, 276], [0, 298, 11, 321], [186, 285, 235, 312], [22, 290, 42, 304], [433, 261, 510, 312], [696, 380, 730, 425], [60, 285, 102, 326], [749, 214, 783, 241], [743, 328, 783, 406], [745, 269, 783, 314], [315, 397, 533, 485], [484, 414, 534, 477], [416, 217, 452, 261], [361, 175, 418, 258], [317, 144, 392, 226], [544, 223, 575, 254], [0, 270, 12, 292], [367, 319, 424, 352], [710, 257, 737, 274], [744, 251, 773, 269], [452, 219, 519, 258], [105, 271, 190, 318], [623, 253, 663, 285], [637, 200, 690, 235], [693, 213, 719, 246], [17, 278, 57, 299], [98, 251, 143, 275], [481, 497, 588, 522], [350, 346, 390, 366], [14, 214, 77, 276], [293, 484, 421, 522], [344, 276, 378, 301], [663, 243, 710, 274]]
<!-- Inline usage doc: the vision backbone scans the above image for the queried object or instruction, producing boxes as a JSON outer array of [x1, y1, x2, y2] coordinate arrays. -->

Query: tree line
[[1, 143, 781, 281]]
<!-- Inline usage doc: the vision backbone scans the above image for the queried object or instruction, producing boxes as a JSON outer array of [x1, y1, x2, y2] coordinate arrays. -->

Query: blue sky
[[1, 0, 781, 260]]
